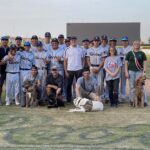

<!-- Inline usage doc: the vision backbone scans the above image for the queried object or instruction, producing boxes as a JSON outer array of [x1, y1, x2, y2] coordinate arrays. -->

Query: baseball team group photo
[[0, 0, 150, 149]]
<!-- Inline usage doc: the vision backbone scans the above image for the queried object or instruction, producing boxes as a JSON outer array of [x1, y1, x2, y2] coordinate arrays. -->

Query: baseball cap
[[82, 38, 90, 42], [109, 37, 117, 42], [37, 41, 43, 47], [10, 44, 17, 50], [121, 36, 129, 41], [58, 34, 64, 38], [15, 36, 22, 41], [101, 34, 108, 40], [45, 32, 51, 37], [93, 36, 100, 41], [24, 41, 31, 47], [1, 36, 9, 41], [51, 66, 58, 71], [65, 38, 70, 43], [70, 36, 77, 40], [31, 35, 38, 40], [51, 38, 59, 43]]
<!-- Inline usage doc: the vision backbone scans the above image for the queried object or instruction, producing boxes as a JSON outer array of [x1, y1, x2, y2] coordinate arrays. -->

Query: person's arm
[[75, 84, 81, 97], [86, 56, 91, 68], [64, 57, 68, 77], [125, 60, 129, 78]]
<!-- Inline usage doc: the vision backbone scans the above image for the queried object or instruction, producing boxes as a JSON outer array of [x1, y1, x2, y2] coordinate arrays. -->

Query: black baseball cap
[[45, 32, 51, 37], [93, 36, 100, 41], [101, 34, 108, 40], [15, 36, 22, 41], [37, 41, 43, 47], [10, 44, 17, 50], [58, 34, 64, 38], [82, 38, 90, 42], [31, 35, 38, 40], [70, 36, 77, 40], [1, 36, 9, 41], [51, 38, 59, 43]]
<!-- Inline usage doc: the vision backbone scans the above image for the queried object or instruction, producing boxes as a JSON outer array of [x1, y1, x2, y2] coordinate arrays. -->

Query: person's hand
[[54, 56, 61, 62], [65, 71, 69, 77], [91, 67, 98, 74], [125, 71, 129, 78], [95, 95, 101, 101], [94, 67, 100, 73], [44, 58, 49, 64]]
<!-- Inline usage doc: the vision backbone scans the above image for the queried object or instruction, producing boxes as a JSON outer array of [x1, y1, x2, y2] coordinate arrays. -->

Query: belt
[[37, 67, 46, 70], [7, 72, 19, 74], [20, 68, 31, 70], [91, 64, 99, 67]]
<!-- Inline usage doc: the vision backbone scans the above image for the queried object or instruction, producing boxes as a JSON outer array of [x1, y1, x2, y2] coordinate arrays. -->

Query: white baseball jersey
[[65, 45, 85, 71], [47, 48, 64, 70], [59, 44, 66, 51], [43, 42, 52, 52], [99, 44, 109, 58], [30, 44, 37, 52], [19, 51, 35, 69], [3, 54, 21, 73], [33, 50, 48, 69], [117, 45, 132, 64], [86, 46, 103, 65]]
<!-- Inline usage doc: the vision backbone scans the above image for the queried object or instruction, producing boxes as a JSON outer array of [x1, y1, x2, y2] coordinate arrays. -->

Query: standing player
[[0, 36, 10, 105], [1, 44, 21, 106], [15, 36, 24, 51], [86, 36, 104, 95], [117, 36, 132, 101], [99, 35, 109, 101], [30, 35, 38, 52], [43, 32, 51, 52], [33, 41, 49, 96], [19, 41, 35, 106], [58, 34, 66, 50]]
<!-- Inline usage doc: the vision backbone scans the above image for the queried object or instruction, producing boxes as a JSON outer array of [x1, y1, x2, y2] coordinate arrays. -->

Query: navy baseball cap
[[109, 37, 117, 42], [70, 36, 77, 40], [51, 38, 59, 43], [15, 36, 22, 41], [37, 41, 43, 47], [82, 38, 90, 42], [65, 38, 70, 43], [58, 34, 64, 38], [24, 41, 31, 47], [31, 35, 38, 40], [121, 36, 129, 41], [93, 36, 100, 41], [101, 34, 108, 40], [45, 32, 51, 37], [10, 44, 17, 50], [1, 36, 9, 41]]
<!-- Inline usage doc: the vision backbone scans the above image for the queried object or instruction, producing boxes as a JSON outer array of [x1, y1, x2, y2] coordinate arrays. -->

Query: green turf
[[0, 102, 150, 150]]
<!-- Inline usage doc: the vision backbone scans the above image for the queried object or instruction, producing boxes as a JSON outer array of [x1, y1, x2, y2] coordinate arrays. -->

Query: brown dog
[[133, 75, 146, 108], [23, 80, 38, 108]]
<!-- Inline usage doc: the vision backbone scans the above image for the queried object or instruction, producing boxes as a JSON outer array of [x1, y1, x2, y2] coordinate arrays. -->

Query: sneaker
[[6, 102, 10, 106], [144, 103, 148, 107], [15, 101, 20, 106]]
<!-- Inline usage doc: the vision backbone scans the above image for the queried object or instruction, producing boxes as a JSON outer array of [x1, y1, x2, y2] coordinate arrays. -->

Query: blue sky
[[0, 0, 149, 42]]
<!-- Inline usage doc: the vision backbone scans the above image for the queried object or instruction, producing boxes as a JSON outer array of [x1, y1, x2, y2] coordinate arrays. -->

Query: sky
[[0, 0, 150, 42]]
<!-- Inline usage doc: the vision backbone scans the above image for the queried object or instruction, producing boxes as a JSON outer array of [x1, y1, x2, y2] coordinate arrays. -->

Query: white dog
[[69, 97, 104, 112]]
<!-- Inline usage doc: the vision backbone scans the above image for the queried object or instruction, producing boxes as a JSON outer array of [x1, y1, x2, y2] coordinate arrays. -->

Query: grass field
[[0, 102, 150, 150], [0, 55, 149, 150]]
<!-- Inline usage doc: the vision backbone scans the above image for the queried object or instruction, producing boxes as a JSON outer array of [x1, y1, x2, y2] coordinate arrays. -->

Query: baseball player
[[30, 35, 38, 52], [43, 32, 52, 52], [86, 36, 104, 95], [58, 34, 66, 51], [33, 41, 49, 96], [19, 41, 35, 106], [15, 36, 24, 51], [117, 36, 132, 101], [1, 44, 21, 106]]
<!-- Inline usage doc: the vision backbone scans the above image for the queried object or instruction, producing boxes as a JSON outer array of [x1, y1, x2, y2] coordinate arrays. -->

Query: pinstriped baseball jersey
[[3, 54, 21, 72], [33, 50, 48, 69], [86, 46, 103, 65], [19, 51, 35, 69]]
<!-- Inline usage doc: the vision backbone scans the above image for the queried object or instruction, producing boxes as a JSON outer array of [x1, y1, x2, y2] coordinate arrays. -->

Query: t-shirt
[[104, 56, 122, 81], [125, 50, 147, 72], [65, 45, 84, 71], [76, 76, 98, 92]]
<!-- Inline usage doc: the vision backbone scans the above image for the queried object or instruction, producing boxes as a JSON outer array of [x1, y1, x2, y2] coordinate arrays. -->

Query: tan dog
[[23, 80, 39, 108], [133, 75, 146, 108]]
